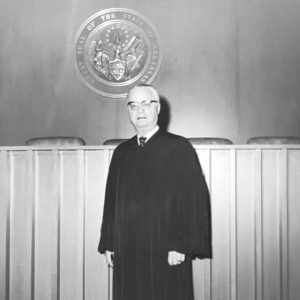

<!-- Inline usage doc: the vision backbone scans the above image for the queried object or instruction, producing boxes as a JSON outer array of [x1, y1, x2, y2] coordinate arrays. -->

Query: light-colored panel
[[197, 149, 211, 182], [253, 149, 263, 300], [9, 151, 33, 300], [107, 149, 115, 300], [34, 151, 60, 300], [59, 151, 84, 300], [210, 150, 232, 300], [85, 150, 110, 300], [194, 149, 211, 300], [279, 149, 288, 300], [261, 150, 281, 300], [0, 151, 9, 300], [229, 149, 237, 300], [288, 150, 300, 300], [236, 150, 256, 300]]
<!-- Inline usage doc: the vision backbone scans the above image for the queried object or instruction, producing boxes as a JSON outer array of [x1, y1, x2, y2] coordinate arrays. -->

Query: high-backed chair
[[25, 136, 86, 146], [188, 137, 233, 145], [247, 136, 300, 144], [103, 139, 128, 146]]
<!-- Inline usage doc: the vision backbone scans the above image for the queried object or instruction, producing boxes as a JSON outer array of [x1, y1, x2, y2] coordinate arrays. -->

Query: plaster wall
[[0, 0, 299, 145]]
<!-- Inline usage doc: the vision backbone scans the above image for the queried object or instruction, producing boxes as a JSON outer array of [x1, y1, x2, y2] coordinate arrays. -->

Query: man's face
[[126, 87, 160, 133]]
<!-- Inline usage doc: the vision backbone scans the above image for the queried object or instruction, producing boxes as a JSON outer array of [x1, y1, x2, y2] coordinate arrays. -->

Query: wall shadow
[[158, 95, 171, 132]]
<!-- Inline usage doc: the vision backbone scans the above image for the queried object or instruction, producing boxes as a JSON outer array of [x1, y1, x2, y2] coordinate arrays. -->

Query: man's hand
[[105, 250, 114, 267], [168, 251, 185, 266]]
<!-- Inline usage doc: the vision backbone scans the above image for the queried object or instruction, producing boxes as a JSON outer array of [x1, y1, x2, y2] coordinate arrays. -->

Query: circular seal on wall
[[74, 8, 163, 99]]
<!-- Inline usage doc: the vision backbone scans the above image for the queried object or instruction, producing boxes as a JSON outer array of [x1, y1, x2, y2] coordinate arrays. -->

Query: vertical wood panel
[[279, 149, 288, 300], [229, 149, 237, 300], [288, 150, 300, 300], [34, 151, 60, 300], [85, 150, 110, 300], [236, 150, 256, 300], [0, 151, 9, 300], [108, 149, 114, 300], [261, 150, 281, 300], [210, 150, 231, 300], [59, 151, 84, 300], [204, 150, 212, 300], [29, 151, 35, 300], [193, 149, 211, 300], [53, 151, 60, 300], [254, 149, 263, 300], [9, 151, 33, 300]]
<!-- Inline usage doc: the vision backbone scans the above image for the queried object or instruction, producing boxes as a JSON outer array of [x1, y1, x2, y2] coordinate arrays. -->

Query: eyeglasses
[[127, 100, 158, 110]]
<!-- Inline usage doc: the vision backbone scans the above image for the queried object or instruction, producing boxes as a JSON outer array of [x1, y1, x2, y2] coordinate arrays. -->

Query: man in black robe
[[98, 85, 212, 300]]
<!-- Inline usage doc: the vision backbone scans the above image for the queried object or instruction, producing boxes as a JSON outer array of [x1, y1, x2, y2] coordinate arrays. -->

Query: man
[[98, 85, 212, 300]]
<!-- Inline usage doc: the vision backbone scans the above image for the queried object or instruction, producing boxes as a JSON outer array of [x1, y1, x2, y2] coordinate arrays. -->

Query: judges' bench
[[0, 144, 299, 300]]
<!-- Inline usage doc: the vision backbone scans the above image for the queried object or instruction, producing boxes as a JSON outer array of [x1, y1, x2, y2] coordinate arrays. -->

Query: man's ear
[[156, 102, 161, 114]]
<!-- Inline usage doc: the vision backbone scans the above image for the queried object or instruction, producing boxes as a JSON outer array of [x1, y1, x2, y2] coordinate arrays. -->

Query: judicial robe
[[98, 130, 212, 300]]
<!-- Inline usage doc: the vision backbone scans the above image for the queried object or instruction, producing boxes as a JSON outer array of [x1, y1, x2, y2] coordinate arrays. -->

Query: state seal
[[74, 8, 163, 99]]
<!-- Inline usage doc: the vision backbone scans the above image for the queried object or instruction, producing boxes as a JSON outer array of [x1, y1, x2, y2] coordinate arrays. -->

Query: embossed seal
[[74, 8, 163, 99]]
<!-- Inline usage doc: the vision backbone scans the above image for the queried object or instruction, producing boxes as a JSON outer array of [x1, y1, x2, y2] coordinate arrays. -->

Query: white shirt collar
[[137, 125, 159, 145]]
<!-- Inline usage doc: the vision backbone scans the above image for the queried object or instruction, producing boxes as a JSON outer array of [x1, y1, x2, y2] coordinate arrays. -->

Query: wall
[[0, 0, 300, 146]]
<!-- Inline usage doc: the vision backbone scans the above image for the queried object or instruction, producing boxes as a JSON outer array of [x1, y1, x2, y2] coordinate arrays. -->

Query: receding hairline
[[126, 85, 160, 103]]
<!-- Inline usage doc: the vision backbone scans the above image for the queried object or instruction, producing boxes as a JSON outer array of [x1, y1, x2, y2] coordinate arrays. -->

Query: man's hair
[[126, 84, 160, 103]]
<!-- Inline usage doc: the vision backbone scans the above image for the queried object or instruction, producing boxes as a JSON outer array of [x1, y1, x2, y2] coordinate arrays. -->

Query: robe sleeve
[[167, 139, 212, 259], [98, 149, 119, 253]]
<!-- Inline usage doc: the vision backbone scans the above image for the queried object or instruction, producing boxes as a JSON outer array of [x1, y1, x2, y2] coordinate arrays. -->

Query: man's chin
[[135, 120, 148, 128]]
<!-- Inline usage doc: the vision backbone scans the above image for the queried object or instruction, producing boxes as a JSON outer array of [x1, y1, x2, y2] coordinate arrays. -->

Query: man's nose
[[137, 104, 145, 112]]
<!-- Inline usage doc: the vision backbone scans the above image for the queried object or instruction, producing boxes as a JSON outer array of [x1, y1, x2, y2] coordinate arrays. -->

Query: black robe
[[98, 130, 212, 300]]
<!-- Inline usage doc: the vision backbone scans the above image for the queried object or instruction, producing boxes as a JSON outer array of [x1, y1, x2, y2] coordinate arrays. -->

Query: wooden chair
[[247, 136, 300, 144], [188, 137, 233, 145], [25, 136, 86, 146], [103, 139, 128, 146]]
